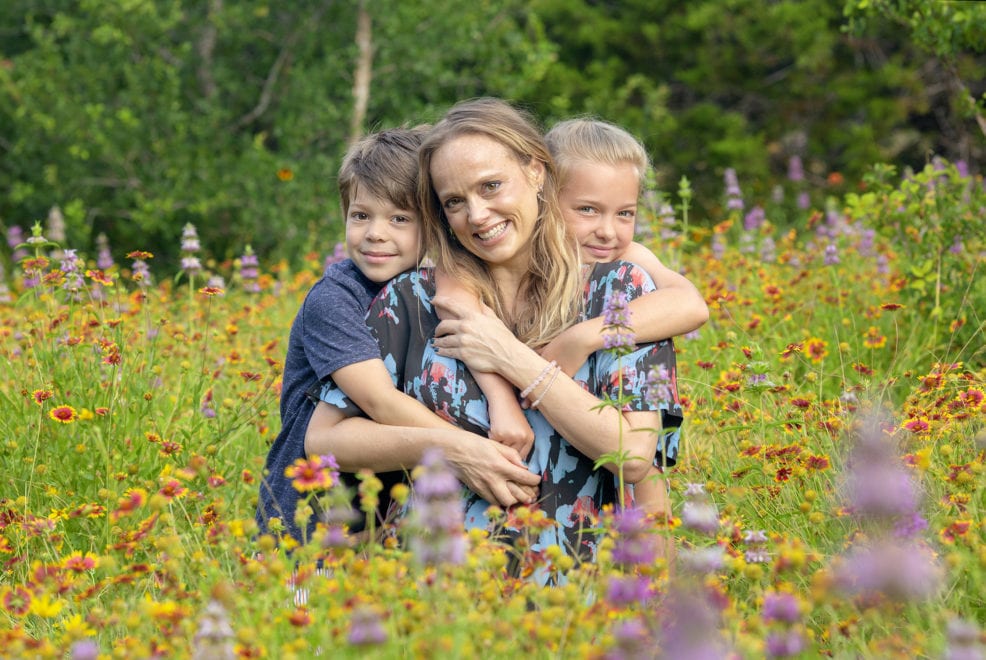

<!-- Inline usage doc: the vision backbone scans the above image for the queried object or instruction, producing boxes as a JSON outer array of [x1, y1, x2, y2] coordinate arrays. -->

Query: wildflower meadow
[[1, 159, 983, 658]]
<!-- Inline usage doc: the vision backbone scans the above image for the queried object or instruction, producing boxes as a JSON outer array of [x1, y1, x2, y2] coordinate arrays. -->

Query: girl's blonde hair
[[545, 118, 650, 189], [418, 98, 583, 348]]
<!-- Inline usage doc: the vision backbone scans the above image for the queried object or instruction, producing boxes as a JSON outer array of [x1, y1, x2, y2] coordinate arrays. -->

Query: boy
[[543, 118, 709, 516], [257, 127, 464, 543]]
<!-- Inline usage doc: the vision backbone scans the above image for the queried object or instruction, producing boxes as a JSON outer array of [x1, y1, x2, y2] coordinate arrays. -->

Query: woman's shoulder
[[373, 267, 437, 305], [587, 260, 656, 292]]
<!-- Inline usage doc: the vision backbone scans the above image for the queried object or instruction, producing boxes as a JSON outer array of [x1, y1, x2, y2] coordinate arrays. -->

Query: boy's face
[[558, 160, 639, 264], [345, 187, 421, 283]]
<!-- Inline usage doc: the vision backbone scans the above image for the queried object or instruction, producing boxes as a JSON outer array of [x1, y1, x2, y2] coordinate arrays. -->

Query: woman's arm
[[305, 401, 541, 506], [432, 298, 660, 483]]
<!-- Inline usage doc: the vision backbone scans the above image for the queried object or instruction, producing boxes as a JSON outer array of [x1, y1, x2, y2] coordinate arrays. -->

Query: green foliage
[[0, 0, 983, 263]]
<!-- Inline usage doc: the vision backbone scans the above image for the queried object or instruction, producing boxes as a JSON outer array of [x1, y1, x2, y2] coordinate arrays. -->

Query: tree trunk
[[349, 0, 373, 144]]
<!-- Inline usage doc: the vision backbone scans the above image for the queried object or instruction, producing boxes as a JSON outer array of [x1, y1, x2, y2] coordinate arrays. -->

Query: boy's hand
[[538, 324, 593, 378], [488, 395, 535, 460]]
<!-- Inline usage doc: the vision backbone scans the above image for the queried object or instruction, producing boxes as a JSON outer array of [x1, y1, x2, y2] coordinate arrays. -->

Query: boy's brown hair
[[338, 125, 431, 215]]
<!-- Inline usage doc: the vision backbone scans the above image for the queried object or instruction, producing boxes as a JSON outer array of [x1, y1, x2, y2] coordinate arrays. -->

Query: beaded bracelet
[[520, 360, 557, 400], [530, 365, 562, 410]]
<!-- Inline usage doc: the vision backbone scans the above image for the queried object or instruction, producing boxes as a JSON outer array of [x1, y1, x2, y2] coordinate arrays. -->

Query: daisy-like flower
[[85, 269, 114, 286], [285, 454, 339, 493], [49, 405, 78, 423], [862, 326, 887, 349], [199, 286, 224, 296], [803, 337, 828, 363], [32, 389, 54, 406]]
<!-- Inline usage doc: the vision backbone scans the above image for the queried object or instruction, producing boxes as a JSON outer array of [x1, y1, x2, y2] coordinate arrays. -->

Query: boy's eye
[[392, 215, 412, 224], [350, 212, 369, 222]]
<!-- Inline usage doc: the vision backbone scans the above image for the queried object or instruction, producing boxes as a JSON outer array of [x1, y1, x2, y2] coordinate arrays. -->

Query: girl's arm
[[432, 297, 660, 483], [305, 400, 540, 507], [540, 244, 709, 376]]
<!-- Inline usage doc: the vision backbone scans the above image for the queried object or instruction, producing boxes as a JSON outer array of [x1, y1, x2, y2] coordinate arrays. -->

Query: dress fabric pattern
[[320, 261, 682, 572]]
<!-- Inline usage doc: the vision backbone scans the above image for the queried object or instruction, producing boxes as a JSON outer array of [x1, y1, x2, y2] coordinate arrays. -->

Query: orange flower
[[903, 418, 930, 434], [111, 488, 147, 521], [85, 269, 114, 286], [199, 286, 224, 296], [126, 251, 154, 259], [880, 303, 905, 311], [62, 551, 98, 572], [803, 337, 828, 363], [49, 405, 78, 423], [32, 389, 53, 406], [277, 168, 295, 182], [285, 455, 338, 493], [827, 171, 845, 186], [862, 326, 886, 349]]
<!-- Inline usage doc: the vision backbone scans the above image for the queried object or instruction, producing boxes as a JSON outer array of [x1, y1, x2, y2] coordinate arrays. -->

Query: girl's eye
[[577, 206, 596, 214], [618, 210, 636, 220]]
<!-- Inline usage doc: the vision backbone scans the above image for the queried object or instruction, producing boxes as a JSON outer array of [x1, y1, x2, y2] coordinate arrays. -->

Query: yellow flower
[[29, 594, 65, 618], [59, 612, 96, 640]]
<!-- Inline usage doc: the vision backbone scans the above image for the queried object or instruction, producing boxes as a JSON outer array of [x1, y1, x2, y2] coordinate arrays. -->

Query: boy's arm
[[435, 268, 534, 456], [540, 243, 709, 376], [331, 358, 458, 430]]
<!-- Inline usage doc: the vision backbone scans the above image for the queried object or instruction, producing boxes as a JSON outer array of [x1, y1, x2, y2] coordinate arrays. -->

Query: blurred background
[[1, 0, 983, 267]]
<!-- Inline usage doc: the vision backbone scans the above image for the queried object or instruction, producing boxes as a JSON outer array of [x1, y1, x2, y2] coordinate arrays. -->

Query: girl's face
[[558, 160, 639, 264], [429, 133, 544, 274]]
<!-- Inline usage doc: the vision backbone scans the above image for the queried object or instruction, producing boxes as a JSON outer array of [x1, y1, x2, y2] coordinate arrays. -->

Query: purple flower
[[835, 539, 942, 601], [407, 448, 466, 565], [797, 191, 811, 210], [607, 575, 653, 606], [679, 546, 725, 574], [945, 618, 982, 660], [181, 223, 201, 252], [240, 246, 261, 293], [131, 258, 152, 287], [611, 507, 659, 566], [765, 630, 806, 658], [823, 243, 839, 265], [762, 592, 801, 624], [602, 291, 635, 354], [605, 616, 652, 660], [724, 168, 744, 211], [181, 256, 203, 274], [96, 233, 115, 270], [681, 484, 719, 536], [325, 241, 347, 270], [347, 607, 387, 646], [70, 640, 100, 660], [743, 205, 765, 231], [787, 156, 804, 182], [711, 234, 726, 260], [644, 365, 672, 407], [660, 584, 728, 659]]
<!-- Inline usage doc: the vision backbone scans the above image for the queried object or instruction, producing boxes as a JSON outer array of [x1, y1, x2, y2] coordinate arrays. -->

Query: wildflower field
[[1, 160, 983, 658]]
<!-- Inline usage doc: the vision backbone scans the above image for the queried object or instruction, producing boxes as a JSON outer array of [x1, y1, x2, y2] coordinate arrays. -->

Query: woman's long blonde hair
[[418, 98, 583, 348]]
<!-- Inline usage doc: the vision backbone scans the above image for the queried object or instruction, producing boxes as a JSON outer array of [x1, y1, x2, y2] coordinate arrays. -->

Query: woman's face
[[429, 133, 544, 273]]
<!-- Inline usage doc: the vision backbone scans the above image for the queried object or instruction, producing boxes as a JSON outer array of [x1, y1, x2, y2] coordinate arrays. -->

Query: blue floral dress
[[320, 261, 682, 572]]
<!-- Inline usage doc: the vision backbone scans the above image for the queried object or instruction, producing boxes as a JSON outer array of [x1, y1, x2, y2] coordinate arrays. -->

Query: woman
[[307, 97, 674, 563]]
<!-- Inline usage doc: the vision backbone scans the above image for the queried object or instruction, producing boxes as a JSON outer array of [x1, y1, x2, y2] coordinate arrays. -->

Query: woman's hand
[[441, 436, 540, 507], [432, 296, 525, 375]]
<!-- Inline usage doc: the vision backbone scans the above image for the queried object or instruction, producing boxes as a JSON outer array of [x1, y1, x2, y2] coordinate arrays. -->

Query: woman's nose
[[466, 198, 490, 224]]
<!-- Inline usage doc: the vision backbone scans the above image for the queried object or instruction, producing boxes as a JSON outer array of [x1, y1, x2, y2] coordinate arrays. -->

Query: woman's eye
[[482, 181, 501, 194], [443, 198, 463, 211]]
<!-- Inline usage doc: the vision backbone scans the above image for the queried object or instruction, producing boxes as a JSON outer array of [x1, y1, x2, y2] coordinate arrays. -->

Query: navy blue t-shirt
[[256, 259, 383, 543]]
